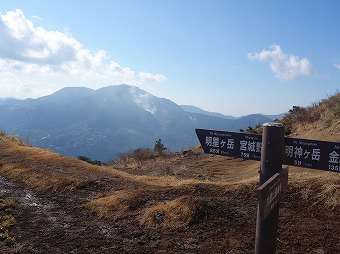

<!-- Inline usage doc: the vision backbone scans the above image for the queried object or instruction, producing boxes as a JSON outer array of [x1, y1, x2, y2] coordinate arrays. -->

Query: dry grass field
[[0, 93, 339, 253]]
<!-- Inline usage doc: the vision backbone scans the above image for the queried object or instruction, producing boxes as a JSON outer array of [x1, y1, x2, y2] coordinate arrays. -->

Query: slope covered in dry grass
[[280, 91, 340, 138], [0, 92, 339, 253]]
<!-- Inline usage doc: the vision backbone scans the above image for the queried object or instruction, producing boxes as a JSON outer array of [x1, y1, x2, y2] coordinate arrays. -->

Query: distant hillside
[[0, 84, 274, 162]]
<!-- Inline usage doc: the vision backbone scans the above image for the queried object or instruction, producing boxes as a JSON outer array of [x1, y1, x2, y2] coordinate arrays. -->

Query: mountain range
[[0, 84, 284, 162]]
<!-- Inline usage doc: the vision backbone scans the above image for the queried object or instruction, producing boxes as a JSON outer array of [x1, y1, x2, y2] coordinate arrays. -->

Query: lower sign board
[[195, 128, 262, 161], [257, 166, 289, 219]]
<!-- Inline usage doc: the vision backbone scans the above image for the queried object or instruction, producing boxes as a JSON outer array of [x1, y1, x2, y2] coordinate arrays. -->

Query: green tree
[[154, 139, 167, 155]]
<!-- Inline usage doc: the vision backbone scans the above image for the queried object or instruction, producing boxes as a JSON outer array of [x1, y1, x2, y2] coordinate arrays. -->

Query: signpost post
[[195, 123, 340, 254], [255, 123, 284, 254]]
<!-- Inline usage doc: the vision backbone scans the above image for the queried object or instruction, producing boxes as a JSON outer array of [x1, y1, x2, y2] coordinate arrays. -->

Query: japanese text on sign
[[196, 129, 262, 161], [196, 129, 340, 172], [284, 138, 340, 172]]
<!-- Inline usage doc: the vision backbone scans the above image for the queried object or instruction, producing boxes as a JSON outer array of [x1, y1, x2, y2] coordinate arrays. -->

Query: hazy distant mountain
[[180, 105, 236, 119], [0, 84, 276, 162], [181, 105, 284, 121], [0, 97, 24, 105], [264, 113, 285, 120]]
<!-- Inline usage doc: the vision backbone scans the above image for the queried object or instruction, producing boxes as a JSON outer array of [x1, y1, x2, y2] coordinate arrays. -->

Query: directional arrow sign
[[195, 128, 262, 161], [283, 137, 340, 173], [195, 128, 340, 173]]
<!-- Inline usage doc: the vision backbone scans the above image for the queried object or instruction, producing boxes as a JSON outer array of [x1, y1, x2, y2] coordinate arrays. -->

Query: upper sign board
[[284, 137, 340, 173], [195, 128, 340, 173], [195, 128, 262, 161]]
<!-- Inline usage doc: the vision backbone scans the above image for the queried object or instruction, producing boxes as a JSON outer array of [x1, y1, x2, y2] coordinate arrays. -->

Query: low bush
[[130, 148, 155, 167], [77, 155, 103, 166]]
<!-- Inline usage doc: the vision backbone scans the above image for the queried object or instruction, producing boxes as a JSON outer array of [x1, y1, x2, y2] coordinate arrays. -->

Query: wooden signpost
[[257, 165, 288, 220], [195, 123, 339, 254]]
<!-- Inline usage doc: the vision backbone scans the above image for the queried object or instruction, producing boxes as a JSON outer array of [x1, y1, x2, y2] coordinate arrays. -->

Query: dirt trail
[[0, 175, 136, 253], [0, 174, 205, 253]]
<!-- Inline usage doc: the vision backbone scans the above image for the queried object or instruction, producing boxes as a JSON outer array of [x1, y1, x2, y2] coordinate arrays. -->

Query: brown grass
[[112, 148, 175, 171], [0, 192, 16, 246], [113, 148, 155, 168], [87, 190, 137, 217], [280, 91, 340, 134], [0, 134, 202, 193], [140, 195, 196, 230], [315, 183, 339, 209], [288, 168, 340, 210], [0, 136, 108, 190], [298, 181, 339, 210]]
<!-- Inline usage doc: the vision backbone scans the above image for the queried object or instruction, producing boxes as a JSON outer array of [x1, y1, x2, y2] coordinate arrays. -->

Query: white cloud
[[0, 9, 81, 65], [0, 70, 61, 99], [248, 44, 314, 80], [335, 64, 340, 71], [0, 9, 167, 98], [139, 72, 167, 82]]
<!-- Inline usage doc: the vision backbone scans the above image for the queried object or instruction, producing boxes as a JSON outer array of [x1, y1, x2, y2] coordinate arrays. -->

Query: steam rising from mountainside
[[0, 84, 278, 161]]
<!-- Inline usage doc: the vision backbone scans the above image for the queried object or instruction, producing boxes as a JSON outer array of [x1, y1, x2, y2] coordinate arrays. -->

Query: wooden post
[[255, 122, 285, 254]]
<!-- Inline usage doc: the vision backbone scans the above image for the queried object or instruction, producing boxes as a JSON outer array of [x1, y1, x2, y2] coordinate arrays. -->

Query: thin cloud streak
[[32, 15, 43, 21]]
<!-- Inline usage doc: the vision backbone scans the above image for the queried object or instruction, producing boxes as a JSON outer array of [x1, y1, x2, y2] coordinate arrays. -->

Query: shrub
[[240, 124, 263, 134], [115, 152, 130, 167], [130, 148, 155, 167]]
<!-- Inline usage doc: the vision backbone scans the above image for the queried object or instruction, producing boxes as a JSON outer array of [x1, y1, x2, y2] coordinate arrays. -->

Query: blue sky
[[0, 1, 339, 116]]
